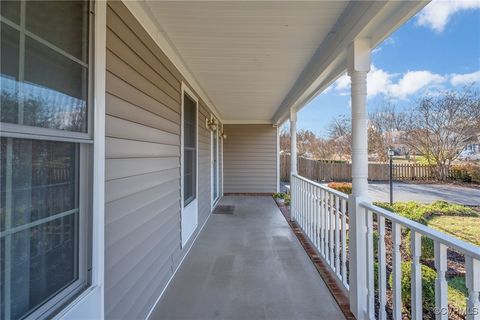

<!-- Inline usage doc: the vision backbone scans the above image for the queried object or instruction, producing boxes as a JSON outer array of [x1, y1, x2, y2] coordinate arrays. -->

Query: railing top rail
[[292, 173, 349, 200], [359, 201, 480, 260]]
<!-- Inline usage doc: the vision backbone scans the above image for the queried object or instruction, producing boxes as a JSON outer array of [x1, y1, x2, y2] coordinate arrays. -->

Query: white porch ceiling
[[145, 1, 348, 122], [141, 1, 428, 124]]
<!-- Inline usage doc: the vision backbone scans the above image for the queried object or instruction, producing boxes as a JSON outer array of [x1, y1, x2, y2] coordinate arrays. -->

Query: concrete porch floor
[[151, 196, 345, 320]]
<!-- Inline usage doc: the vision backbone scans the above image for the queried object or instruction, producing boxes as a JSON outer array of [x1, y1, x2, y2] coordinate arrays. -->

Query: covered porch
[[3, 1, 480, 319], [151, 196, 345, 320]]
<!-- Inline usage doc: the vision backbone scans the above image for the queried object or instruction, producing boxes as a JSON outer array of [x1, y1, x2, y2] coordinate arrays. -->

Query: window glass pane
[[0, 2, 89, 133], [183, 150, 196, 206], [183, 94, 196, 148], [183, 93, 197, 206], [26, 1, 89, 62], [23, 37, 88, 131], [0, 138, 80, 320], [0, 23, 20, 124], [0, 1, 20, 24]]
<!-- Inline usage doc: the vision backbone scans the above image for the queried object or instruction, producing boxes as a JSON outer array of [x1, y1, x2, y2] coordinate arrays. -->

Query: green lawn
[[427, 215, 480, 246]]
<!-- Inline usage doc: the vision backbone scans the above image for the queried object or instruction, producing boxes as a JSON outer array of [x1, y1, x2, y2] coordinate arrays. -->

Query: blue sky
[[287, 0, 480, 137]]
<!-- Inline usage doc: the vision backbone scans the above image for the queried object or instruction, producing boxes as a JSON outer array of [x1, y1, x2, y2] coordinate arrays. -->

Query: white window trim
[[54, 1, 106, 318], [180, 82, 199, 248], [210, 126, 220, 209]]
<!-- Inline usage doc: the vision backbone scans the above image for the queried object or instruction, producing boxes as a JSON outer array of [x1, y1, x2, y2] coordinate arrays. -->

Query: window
[[183, 93, 197, 206], [0, 1, 91, 319]]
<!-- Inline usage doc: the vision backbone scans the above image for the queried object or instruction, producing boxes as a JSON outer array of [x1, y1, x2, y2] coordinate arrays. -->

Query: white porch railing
[[291, 173, 480, 320], [291, 174, 350, 291], [360, 202, 480, 320]]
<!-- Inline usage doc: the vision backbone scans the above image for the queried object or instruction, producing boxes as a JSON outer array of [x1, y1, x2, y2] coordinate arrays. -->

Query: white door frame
[[211, 127, 220, 208], [180, 83, 199, 248]]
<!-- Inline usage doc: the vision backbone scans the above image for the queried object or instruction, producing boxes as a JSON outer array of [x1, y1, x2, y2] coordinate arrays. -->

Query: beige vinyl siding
[[223, 124, 277, 193], [105, 2, 217, 319]]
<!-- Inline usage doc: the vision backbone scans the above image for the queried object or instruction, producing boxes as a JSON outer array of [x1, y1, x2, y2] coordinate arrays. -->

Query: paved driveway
[[368, 182, 480, 205]]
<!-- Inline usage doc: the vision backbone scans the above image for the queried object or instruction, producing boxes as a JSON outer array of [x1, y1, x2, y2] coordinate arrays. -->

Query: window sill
[[53, 285, 102, 320]]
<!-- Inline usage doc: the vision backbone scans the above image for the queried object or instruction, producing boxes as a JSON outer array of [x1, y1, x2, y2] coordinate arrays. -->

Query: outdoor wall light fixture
[[219, 130, 227, 140], [205, 116, 218, 131]]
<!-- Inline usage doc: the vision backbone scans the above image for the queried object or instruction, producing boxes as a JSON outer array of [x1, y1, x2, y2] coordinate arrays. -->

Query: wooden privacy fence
[[280, 155, 440, 182]]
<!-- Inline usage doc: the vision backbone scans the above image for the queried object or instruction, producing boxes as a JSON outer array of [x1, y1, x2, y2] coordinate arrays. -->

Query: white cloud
[[416, 0, 480, 33], [367, 65, 394, 97], [334, 73, 350, 91], [389, 71, 445, 98], [330, 65, 446, 99], [450, 70, 480, 86]]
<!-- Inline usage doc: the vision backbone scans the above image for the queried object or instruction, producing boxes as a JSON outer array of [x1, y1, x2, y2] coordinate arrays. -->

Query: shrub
[[450, 163, 480, 184], [373, 200, 477, 224], [448, 276, 468, 311], [374, 201, 426, 223], [273, 192, 290, 206], [405, 232, 435, 261], [389, 262, 437, 311], [327, 182, 352, 194], [273, 192, 285, 199], [428, 200, 478, 217]]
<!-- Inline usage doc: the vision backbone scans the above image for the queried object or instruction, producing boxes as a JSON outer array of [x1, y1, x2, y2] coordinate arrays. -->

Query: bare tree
[[279, 126, 291, 153], [369, 103, 407, 161], [328, 115, 351, 160], [404, 89, 480, 180], [279, 126, 337, 160]]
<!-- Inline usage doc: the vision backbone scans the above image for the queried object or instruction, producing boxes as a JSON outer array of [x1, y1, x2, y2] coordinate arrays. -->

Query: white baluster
[[291, 177, 295, 221], [410, 231, 422, 320], [329, 192, 334, 267], [465, 256, 480, 320], [315, 188, 318, 244], [295, 178, 299, 221], [320, 189, 325, 257], [341, 198, 348, 288], [304, 181, 307, 230], [323, 190, 327, 257], [309, 183, 313, 240], [378, 216, 387, 320], [294, 178, 297, 222], [301, 180, 305, 229], [306, 183, 310, 237], [434, 242, 448, 320], [293, 177, 296, 221], [323, 191, 330, 263], [366, 209, 374, 319], [308, 184, 311, 241], [392, 222, 402, 320], [335, 195, 341, 277]]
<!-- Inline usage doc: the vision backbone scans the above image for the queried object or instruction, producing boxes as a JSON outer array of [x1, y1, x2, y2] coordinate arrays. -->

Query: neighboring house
[[457, 133, 479, 160], [1, 2, 479, 320]]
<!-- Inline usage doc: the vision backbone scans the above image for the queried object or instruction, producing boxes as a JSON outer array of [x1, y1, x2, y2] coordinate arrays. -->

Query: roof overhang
[[122, 1, 429, 125]]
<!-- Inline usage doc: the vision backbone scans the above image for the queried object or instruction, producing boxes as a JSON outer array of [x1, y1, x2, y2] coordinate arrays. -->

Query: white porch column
[[347, 38, 371, 320], [290, 109, 297, 221], [290, 109, 298, 176]]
